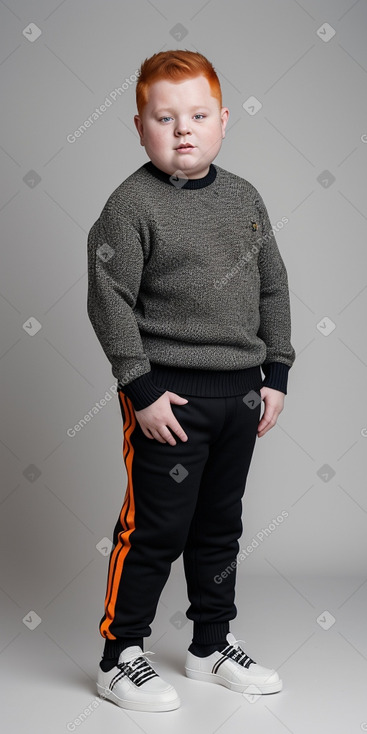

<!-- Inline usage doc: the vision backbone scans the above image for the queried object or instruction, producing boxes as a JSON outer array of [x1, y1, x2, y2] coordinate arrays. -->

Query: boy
[[87, 50, 296, 713]]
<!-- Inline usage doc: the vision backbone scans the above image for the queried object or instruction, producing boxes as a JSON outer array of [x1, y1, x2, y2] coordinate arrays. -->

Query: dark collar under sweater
[[144, 160, 217, 189]]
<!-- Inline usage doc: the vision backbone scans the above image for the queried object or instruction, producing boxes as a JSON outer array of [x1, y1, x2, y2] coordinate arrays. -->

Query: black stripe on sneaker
[[109, 670, 125, 691], [212, 655, 229, 674], [212, 644, 255, 674]]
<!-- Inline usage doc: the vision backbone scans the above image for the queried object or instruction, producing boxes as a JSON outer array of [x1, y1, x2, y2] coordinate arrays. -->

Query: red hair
[[135, 50, 222, 117]]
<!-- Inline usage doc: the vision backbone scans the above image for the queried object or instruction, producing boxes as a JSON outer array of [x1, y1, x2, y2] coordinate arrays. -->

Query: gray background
[[1, 1, 367, 732]]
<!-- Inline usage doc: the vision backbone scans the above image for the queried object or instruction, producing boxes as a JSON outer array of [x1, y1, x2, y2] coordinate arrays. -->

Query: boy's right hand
[[134, 391, 189, 445]]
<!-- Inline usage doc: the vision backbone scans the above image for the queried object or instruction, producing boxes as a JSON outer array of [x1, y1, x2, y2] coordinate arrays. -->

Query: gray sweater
[[87, 161, 296, 410]]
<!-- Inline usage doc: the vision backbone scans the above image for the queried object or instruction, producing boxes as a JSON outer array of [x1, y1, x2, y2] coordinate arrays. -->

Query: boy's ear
[[221, 107, 230, 138], [134, 115, 145, 146]]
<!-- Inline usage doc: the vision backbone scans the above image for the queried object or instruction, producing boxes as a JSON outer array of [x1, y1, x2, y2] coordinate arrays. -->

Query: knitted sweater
[[87, 161, 296, 410]]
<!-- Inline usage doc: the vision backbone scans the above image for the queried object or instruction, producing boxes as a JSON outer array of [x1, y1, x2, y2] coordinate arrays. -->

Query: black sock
[[99, 658, 118, 672], [188, 640, 228, 657], [100, 637, 144, 672]]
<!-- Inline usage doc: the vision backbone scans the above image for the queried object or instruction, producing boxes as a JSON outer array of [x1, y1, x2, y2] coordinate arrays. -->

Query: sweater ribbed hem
[[192, 621, 230, 645], [149, 363, 263, 398], [118, 364, 263, 410], [118, 361, 291, 411]]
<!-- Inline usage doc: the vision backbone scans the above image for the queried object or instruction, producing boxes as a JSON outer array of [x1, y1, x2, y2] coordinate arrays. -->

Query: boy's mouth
[[175, 143, 195, 150]]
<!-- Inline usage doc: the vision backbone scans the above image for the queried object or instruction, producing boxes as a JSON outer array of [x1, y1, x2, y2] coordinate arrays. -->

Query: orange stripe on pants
[[100, 393, 137, 639]]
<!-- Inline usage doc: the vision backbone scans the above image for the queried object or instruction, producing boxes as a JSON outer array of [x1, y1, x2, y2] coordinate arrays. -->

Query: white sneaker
[[185, 632, 282, 694], [97, 645, 181, 712]]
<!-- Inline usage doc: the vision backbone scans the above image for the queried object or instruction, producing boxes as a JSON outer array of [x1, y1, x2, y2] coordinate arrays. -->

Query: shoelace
[[113, 650, 158, 688], [119, 649, 156, 665], [221, 638, 256, 667]]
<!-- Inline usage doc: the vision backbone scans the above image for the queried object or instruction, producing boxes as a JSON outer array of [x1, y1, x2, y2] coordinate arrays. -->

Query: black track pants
[[99, 387, 262, 648]]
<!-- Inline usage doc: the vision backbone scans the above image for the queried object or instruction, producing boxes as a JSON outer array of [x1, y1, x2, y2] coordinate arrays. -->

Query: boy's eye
[[159, 114, 206, 122]]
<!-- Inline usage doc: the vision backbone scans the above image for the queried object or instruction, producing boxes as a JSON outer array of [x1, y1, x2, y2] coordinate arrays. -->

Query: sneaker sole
[[184, 667, 282, 694], [96, 682, 181, 712]]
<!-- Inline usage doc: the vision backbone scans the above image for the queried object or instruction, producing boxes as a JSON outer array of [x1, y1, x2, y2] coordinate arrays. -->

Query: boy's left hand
[[257, 387, 285, 438]]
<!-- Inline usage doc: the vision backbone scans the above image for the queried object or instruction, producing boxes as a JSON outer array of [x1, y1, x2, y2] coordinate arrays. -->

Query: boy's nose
[[175, 124, 191, 135]]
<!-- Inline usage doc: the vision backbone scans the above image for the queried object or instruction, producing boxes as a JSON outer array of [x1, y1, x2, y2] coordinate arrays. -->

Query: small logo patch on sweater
[[251, 221, 258, 231]]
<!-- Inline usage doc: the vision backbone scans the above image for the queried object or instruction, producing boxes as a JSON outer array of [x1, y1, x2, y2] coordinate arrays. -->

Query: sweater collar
[[144, 160, 217, 189]]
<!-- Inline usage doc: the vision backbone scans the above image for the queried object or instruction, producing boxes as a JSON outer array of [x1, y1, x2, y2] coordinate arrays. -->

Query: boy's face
[[134, 75, 229, 179]]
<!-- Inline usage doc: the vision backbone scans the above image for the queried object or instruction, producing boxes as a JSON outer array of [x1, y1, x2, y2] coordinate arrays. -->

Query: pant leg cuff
[[192, 621, 230, 645]]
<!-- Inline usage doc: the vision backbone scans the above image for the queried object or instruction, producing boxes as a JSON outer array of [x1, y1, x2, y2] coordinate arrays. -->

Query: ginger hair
[[135, 50, 222, 117]]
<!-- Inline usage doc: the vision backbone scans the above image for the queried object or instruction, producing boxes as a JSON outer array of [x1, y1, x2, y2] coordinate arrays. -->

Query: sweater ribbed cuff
[[118, 370, 167, 411], [261, 362, 290, 394]]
